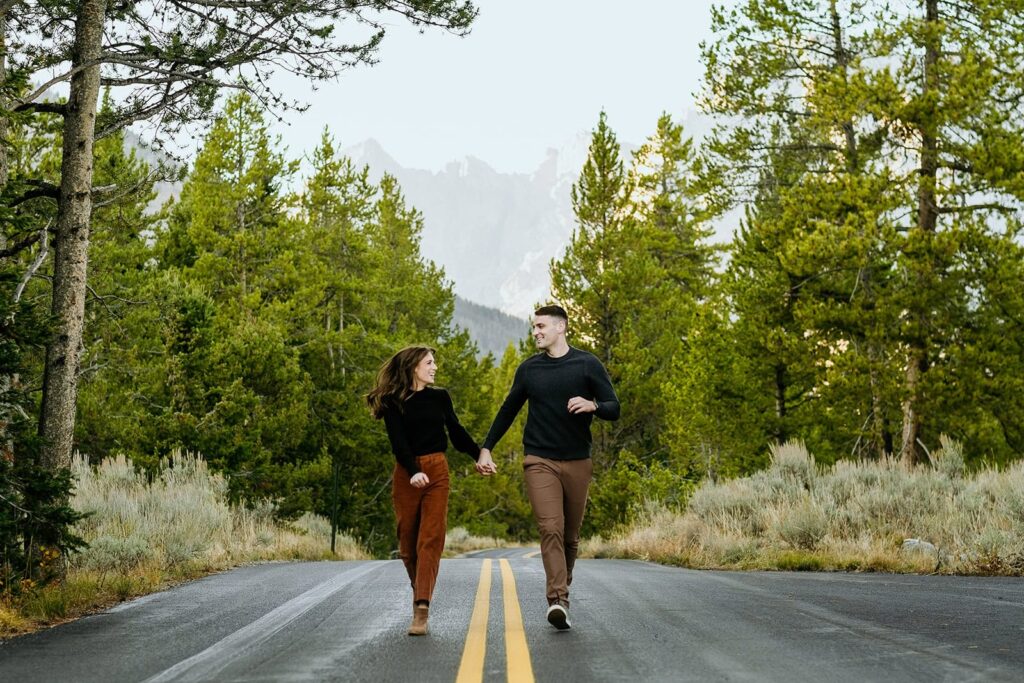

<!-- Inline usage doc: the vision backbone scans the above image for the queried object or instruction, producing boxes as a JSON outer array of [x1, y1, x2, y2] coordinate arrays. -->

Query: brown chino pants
[[392, 453, 450, 605], [523, 454, 593, 608]]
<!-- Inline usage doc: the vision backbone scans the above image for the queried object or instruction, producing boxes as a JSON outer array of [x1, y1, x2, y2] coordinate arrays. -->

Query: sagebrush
[[1, 451, 367, 637], [586, 439, 1024, 574]]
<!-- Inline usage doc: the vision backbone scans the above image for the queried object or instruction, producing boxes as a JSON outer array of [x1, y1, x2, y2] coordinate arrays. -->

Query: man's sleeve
[[589, 358, 620, 421], [482, 363, 529, 449]]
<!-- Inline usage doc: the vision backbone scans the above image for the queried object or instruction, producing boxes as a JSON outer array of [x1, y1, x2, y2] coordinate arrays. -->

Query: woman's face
[[413, 352, 436, 389]]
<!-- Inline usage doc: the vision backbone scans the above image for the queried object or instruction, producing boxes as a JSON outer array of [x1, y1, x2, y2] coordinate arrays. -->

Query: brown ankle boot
[[408, 604, 429, 636]]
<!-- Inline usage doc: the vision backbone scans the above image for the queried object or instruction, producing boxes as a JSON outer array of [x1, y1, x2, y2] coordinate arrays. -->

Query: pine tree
[[630, 113, 715, 295], [701, 0, 1024, 466], [552, 113, 718, 523], [75, 93, 160, 458], [663, 302, 749, 478], [364, 174, 453, 342], [551, 112, 630, 363], [6, 0, 478, 471], [168, 93, 298, 313], [868, 0, 1024, 464], [619, 114, 717, 457], [151, 93, 312, 499]]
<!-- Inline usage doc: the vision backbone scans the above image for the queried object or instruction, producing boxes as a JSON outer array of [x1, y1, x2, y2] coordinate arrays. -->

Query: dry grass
[[585, 438, 1024, 575], [444, 526, 518, 556], [1, 451, 368, 638]]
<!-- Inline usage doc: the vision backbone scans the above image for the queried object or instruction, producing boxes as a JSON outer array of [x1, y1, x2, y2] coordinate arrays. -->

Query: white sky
[[272, 0, 727, 173]]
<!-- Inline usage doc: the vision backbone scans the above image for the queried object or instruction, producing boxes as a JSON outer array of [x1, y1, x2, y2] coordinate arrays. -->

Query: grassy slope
[[584, 439, 1024, 576], [1, 452, 368, 638]]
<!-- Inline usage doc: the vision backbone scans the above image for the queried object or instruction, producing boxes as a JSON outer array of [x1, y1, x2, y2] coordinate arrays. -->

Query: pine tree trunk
[[0, 9, 8, 193], [326, 311, 334, 371], [38, 0, 107, 471], [900, 0, 940, 468], [0, 11, 10, 463], [831, 0, 893, 458], [868, 354, 893, 457], [339, 293, 345, 379], [773, 363, 787, 442]]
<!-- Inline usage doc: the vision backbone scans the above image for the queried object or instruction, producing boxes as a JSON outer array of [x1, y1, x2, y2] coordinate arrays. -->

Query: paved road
[[1, 552, 1022, 682]]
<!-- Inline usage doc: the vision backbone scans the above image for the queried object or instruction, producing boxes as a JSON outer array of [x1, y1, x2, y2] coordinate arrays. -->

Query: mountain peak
[[340, 139, 581, 317], [443, 155, 499, 179], [344, 138, 401, 173]]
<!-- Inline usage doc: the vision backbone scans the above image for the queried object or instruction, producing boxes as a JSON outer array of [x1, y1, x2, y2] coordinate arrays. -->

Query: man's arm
[[588, 357, 620, 421], [482, 363, 529, 450]]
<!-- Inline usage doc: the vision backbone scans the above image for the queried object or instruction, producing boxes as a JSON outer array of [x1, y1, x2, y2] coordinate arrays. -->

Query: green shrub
[[590, 438, 1024, 576], [775, 551, 826, 571], [69, 450, 366, 573], [932, 435, 966, 480], [1, 458, 87, 596], [776, 499, 828, 550], [586, 451, 694, 535], [769, 440, 817, 488]]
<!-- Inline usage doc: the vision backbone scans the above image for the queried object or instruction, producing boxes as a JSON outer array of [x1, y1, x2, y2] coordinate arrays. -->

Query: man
[[475, 304, 620, 630]]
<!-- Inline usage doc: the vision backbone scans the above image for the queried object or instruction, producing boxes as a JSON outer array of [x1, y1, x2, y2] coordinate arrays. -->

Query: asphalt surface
[[1, 551, 1022, 682]]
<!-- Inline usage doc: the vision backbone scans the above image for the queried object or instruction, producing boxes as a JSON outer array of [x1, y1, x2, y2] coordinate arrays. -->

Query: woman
[[366, 345, 490, 636]]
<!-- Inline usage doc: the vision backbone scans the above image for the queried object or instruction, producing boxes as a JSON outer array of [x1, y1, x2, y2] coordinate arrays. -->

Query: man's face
[[532, 315, 564, 350]]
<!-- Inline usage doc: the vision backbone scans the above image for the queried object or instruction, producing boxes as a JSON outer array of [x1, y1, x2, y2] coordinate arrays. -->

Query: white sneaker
[[546, 603, 571, 630]]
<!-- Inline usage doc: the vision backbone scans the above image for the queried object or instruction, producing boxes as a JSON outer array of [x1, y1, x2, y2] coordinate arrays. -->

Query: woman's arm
[[443, 391, 482, 461], [383, 408, 421, 476]]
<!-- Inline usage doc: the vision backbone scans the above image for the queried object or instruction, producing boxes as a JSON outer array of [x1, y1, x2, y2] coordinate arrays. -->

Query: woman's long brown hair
[[366, 345, 436, 419]]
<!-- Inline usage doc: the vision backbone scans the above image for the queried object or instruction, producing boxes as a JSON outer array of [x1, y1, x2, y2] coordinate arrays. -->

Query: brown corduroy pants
[[523, 454, 593, 608], [392, 453, 450, 605]]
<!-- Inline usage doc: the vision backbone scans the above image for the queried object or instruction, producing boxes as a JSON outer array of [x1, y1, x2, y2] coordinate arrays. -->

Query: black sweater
[[382, 387, 481, 476], [483, 347, 620, 459]]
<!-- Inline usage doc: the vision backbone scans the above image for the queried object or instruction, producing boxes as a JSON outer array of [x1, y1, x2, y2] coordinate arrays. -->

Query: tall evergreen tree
[[169, 94, 298, 313], [551, 111, 630, 364], [75, 93, 160, 458], [869, 0, 1024, 464], [701, 0, 1024, 466], [549, 112, 632, 473], [551, 112, 716, 523], [616, 114, 716, 458], [364, 174, 453, 341], [149, 94, 312, 498], [4, 0, 478, 471]]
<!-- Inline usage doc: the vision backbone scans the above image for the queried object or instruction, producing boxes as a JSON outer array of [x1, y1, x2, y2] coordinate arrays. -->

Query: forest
[[3, 1, 1024, 587]]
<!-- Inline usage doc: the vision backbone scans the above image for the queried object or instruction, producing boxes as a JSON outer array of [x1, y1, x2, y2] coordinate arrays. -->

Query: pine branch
[[14, 59, 104, 108], [91, 171, 164, 208], [11, 101, 67, 116], [9, 184, 60, 207], [14, 224, 50, 305], [938, 202, 1016, 214], [0, 230, 43, 259]]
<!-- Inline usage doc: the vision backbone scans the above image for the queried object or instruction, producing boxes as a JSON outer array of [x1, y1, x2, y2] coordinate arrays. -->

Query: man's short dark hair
[[534, 304, 568, 322]]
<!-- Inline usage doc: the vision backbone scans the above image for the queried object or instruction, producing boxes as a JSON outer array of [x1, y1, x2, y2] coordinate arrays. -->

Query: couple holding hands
[[366, 304, 620, 636]]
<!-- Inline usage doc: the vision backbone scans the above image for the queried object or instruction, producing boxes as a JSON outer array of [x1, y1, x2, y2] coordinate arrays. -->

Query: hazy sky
[[272, 1, 726, 173]]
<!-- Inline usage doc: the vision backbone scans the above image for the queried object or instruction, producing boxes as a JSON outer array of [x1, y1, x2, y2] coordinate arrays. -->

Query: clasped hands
[[409, 449, 498, 488], [412, 396, 597, 486], [475, 449, 497, 476], [466, 395, 597, 481]]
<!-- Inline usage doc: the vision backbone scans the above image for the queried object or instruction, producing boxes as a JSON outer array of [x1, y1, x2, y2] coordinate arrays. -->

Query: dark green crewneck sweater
[[483, 347, 620, 459]]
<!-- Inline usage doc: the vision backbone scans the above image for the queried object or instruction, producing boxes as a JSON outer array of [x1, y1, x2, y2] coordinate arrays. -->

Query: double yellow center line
[[456, 559, 535, 683]]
